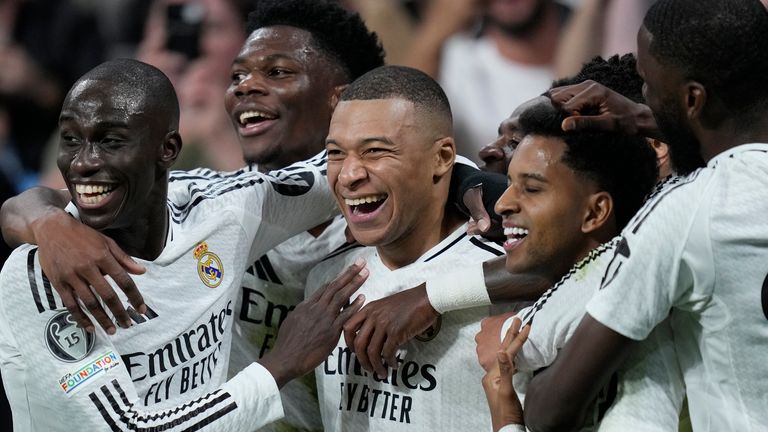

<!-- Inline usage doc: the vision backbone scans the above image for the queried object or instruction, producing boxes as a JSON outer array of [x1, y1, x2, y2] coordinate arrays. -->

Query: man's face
[[326, 99, 444, 247], [225, 25, 342, 167], [480, 95, 549, 174], [57, 80, 165, 230], [637, 27, 703, 174], [494, 134, 597, 277]]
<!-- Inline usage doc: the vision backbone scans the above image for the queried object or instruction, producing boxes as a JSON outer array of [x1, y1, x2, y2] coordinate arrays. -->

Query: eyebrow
[[520, 172, 548, 183], [233, 53, 299, 65], [58, 116, 129, 129]]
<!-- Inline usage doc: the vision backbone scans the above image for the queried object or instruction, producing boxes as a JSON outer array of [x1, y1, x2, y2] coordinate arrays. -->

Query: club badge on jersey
[[45, 310, 95, 362], [194, 241, 224, 288]]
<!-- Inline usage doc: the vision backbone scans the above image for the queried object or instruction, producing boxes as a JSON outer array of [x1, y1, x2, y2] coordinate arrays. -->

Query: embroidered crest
[[194, 242, 224, 288], [45, 310, 95, 362]]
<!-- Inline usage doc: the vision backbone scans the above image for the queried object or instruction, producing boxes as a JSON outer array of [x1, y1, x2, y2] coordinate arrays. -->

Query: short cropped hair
[[518, 102, 658, 229], [246, 0, 385, 81], [340, 65, 452, 128], [74, 58, 179, 130], [552, 54, 644, 103], [643, 0, 768, 117]]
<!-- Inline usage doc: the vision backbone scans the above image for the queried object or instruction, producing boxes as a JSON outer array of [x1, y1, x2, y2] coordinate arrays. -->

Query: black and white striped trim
[[249, 255, 283, 285], [26, 248, 60, 313], [89, 379, 237, 431], [468, 237, 504, 257], [520, 238, 620, 326], [321, 241, 365, 263]]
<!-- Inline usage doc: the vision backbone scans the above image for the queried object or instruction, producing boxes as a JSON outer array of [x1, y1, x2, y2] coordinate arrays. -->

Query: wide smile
[[343, 193, 388, 224], [235, 109, 279, 137], [502, 225, 529, 252], [73, 183, 120, 209]]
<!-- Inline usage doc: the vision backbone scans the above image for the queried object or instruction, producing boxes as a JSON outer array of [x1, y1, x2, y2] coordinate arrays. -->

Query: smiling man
[[0, 59, 368, 432], [305, 65, 505, 431]]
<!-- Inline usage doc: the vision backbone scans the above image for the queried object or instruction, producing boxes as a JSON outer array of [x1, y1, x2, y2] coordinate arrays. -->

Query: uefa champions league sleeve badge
[[194, 241, 224, 288]]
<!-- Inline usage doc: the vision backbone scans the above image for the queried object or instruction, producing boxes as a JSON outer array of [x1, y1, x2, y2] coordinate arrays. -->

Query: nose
[[479, 138, 506, 166], [71, 142, 103, 177], [337, 155, 368, 190], [494, 183, 521, 218], [233, 72, 269, 97]]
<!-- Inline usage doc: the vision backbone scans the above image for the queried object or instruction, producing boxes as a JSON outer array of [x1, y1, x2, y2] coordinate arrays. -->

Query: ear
[[158, 130, 182, 170], [581, 191, 613, 234], [432, 136, 456, 180], [683, 81, 707, 122], [329, 84, 348, 111]]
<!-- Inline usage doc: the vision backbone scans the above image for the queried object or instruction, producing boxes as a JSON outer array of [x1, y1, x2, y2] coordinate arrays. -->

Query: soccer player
[[305, 65, 505, 430], [520, 1, 768, 430], [0, 58, 368, 431], [481, 100, 681, 431]]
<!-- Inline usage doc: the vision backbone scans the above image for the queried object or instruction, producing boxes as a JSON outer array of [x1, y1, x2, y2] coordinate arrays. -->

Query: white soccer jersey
[[505, 236, 684, 431], [0, 154, 337, 431], [306, 224, 505, 431], [587, 143, 768, 431], [229, 215, 348, 432]]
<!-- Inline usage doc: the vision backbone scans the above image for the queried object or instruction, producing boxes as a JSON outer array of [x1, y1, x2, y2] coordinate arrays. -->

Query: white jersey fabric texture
[[439, 34, 553, 162], [587, 143, 768, 431], [229, 215, 348, 432], [306, 224, 505, 431], [0, 154, 337, 431], [504, 233, 684, 431]]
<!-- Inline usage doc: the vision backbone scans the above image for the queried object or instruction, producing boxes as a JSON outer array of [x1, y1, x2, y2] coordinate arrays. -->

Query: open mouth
[[344, 194, 388, 217], [74, 184, 116, 206], [503, 226, 528, 249], [238, 110, 277, 126]]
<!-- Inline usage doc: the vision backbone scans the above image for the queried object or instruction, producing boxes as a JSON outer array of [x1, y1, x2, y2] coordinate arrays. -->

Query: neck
[[377, 205, 465, 270], [104, 181, 169, 261], [698, 116, 768, 162], [485, 4, 562, 66]]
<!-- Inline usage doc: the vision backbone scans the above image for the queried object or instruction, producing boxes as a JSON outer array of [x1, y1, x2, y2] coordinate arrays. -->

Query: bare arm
[[552, 0, 609, 79], [523, 314, 635, 432], [0, 186, 145, 333], [0, 187, 70, 247]]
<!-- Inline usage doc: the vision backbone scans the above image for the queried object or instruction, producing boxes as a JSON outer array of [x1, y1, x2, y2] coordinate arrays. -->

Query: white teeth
[[74, 184, 115, 205], [503, 227, 529, 237], [344, 194, 387, 206], [239, 110, 276, 124]]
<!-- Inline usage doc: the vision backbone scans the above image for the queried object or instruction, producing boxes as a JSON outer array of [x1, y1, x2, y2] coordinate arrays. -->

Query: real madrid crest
[[194, 241, 224, 288], [415, 315, 442, 342], [45, 310, 95, 362]]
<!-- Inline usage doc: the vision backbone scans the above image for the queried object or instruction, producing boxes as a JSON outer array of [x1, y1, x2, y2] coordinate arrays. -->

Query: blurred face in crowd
[[494, 134, 603, 278], [326, 98, 454, 264], [487, 0, 550, 35], [225, 25, 345, 169]]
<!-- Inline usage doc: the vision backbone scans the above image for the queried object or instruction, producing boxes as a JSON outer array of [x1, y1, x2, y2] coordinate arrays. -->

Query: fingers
[[335, 294, 365, 329], [365, 327, 388, 379], [329, 267, 369, 311], [500, 317, 523, 348], [561, 114, 617, 133], [503, 324, 530, 360], [463, 185, 491, 233], [81, 266, 131, 329], [316, 258, 367, 303], [381, 337, 400, 370], [105, 240, 146, 314], [69, 278, 116, 335], [351, 320, 375, 374], [108, 239, 146, 275], [343, 310, 367, 349], [57, 286, 94, 333]]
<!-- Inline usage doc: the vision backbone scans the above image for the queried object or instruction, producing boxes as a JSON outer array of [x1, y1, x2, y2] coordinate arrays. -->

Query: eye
[[60, 133, 80, 147], [326, 147, 345, 161], [230, 71, 246, 83], [268, 67, 293, 77], [365, 147, 389, 156], [524, 186, 541, 194]]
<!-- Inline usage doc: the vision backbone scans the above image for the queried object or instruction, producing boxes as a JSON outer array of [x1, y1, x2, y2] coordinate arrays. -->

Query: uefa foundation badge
[[194, 241, 224, 288]]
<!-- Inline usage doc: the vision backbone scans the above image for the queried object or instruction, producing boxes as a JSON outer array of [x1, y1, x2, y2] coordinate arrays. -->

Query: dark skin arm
[[0, 186, 146, 334], [343, 258, 551, 377], [547, 80, 662, 140], [523, 314, 635, 432], [259, 260, 368, 388]]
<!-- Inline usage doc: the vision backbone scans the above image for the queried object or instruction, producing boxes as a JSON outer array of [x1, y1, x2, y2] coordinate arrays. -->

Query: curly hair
[[518, 102, 658, 230], [643, 0, 768, 119], [246, 0, 385, 81], [552, 54, 644, 103]]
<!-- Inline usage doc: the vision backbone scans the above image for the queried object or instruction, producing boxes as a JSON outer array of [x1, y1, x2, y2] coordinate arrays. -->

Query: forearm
[[0, 187, 70, 247], [553, 0, 608, 78], [485, 257, 552, 303]]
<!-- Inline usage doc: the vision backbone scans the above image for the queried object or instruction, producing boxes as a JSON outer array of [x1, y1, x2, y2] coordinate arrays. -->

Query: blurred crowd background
[[0, 1, 655, 427]]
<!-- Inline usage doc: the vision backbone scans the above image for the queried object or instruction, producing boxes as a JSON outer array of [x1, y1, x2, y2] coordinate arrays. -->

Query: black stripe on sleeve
[[89, 389, 123, 432], [469, 237, 504, 257], [259, 255, 283, 285], [42, 271, 57, 310], [424, 233, 467, 262], [253, 261, 269, 282], [26, 248, 44, 313]]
